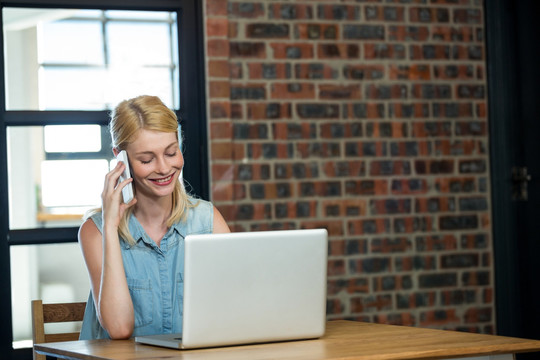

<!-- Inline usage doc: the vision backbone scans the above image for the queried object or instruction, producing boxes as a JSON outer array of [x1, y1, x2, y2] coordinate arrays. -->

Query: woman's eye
[[166, 151, 177, 157], [140, 159, 152, 164]]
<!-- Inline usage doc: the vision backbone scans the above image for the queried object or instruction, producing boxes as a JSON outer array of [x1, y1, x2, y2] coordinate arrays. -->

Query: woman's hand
[[101, 162, 136, 228]]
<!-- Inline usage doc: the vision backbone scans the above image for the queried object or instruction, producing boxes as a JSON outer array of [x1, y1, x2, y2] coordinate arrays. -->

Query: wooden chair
[[31, 299, 87, 360]]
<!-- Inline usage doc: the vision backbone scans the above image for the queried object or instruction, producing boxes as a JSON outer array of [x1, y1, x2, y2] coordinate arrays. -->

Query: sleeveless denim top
[[79, 197, 213, 339]]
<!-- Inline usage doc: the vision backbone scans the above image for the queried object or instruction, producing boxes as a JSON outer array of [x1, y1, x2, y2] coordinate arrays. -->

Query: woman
[[78, 95, 230, 339]]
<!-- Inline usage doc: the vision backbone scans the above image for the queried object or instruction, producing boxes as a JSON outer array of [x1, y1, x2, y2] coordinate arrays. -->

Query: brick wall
[[203, 0, 492, 333]]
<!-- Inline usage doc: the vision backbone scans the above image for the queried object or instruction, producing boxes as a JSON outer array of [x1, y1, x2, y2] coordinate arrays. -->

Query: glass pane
[[40, 67, 107, 110], [107, 22, 172, 65], [44, 125, 102, 153], [41, 159, 109, 207], [106, 67, 174, 109], [3, 7, 179, 110], [11, 243, 90, 347], [106, 10, 171, 20], [8, 126, 112, 230], [39, 20, 104, 64]]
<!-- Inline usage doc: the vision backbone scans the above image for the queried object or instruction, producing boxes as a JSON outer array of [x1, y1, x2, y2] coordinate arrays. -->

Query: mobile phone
[[116, 150, 134, 203]]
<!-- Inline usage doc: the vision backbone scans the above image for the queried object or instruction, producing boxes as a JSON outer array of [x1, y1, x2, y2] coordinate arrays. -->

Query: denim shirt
[[79, 197, 213, 339]]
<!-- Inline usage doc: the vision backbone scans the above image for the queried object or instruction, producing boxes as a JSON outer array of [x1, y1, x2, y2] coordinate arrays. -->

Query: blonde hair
[[85, 95, 195, 245]]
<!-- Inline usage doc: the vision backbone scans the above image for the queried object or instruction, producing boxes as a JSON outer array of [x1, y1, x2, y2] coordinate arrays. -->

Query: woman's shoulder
[[85, 211, 103, 230], [78, 215, 102, 246], [187, 195, 213, 210], [183, 196, 214, 234]]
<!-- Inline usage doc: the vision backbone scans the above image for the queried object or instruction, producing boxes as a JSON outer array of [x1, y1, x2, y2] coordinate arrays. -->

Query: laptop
[[135, 228, 328, 349]]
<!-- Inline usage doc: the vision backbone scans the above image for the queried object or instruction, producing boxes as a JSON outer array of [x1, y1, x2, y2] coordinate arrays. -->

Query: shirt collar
[[121, 214, 185, 249]]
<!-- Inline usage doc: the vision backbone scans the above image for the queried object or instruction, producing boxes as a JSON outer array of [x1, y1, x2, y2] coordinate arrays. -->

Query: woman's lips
[[150, 173, 174, 186]]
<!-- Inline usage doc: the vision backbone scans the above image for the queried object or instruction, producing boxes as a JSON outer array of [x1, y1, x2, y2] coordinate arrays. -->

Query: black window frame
[[0, 0, 208, 358]]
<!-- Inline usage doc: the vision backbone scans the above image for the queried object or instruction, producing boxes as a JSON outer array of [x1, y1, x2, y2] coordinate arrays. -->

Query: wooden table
[[34, 320, 540, 360]]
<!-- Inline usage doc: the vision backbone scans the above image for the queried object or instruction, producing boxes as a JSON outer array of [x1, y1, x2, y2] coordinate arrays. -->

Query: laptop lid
[[179, 228, 328, 349]]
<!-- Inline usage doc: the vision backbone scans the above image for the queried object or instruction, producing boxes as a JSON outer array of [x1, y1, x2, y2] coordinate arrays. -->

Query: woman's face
[[125, 129, 183, 199]]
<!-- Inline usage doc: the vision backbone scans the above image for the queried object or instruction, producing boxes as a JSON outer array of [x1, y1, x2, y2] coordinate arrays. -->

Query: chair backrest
[[31, 299, 87, 360]]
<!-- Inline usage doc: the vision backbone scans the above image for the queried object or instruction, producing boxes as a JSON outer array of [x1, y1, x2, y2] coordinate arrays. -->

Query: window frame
[[0, 0, 208, 357]]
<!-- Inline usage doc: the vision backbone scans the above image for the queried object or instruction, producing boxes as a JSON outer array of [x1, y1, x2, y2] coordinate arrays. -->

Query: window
[[0, 1, 207, 358]]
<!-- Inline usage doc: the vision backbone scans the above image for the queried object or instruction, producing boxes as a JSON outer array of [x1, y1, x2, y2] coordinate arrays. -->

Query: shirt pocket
[[127, 278, 153, 328]]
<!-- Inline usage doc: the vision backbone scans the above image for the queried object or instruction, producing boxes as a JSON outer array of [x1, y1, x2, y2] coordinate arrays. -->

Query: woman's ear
[[112, 148, 120, 157]]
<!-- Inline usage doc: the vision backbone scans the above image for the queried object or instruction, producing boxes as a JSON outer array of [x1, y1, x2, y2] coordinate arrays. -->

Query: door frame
[[486, 0, 535, 339]]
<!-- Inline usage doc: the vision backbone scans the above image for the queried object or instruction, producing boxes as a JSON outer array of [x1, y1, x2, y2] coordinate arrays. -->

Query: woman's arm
[[78, 162, 136, 339], [213, 206, 231, 233]]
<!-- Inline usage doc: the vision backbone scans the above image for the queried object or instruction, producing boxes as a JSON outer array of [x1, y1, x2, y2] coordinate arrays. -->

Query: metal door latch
[[512, 166, 532, 201]]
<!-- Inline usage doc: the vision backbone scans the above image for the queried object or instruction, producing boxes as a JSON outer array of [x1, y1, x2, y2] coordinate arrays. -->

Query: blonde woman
[[78, 95, 230, 339]]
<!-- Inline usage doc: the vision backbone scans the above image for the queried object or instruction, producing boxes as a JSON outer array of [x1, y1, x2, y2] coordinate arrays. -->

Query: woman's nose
[[155, 156, 169, 174]]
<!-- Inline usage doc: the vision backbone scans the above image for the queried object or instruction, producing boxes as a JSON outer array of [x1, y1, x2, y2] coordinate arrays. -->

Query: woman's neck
[[133, 193, 172, 230]]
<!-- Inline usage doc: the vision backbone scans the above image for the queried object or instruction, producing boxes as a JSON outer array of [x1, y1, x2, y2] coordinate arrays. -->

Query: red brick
[[295, 23, 338, 40], [328, 277, 369, 295], [365, 6, 405, 22], [483, 288, 493, 304], [434, 139, 477, 156], [273, 122, 314, 140], [327, 259, 346, 276], [432, 26, 475, 42], [464, 308, 492, 324], [230, 42, 266, 58], [389, 64, 431, 80], [209, 101, 230, 119], [247, 63, 290, 79], [374, 313, 416, 326], [298, 221, 344, 237], [326, 298, 345, 315], [270, 42, 314, 59], [389, 103, 430, 119], [208, 60, 230, 78], [206, 0, 227, 16], [318, 5, 360, 21], [319, 84, 361, 100], [228, 21, 238, 38], [346, 179, 389, 196], [211, 182, 242, 202], [271, 83, 315, 99], [371, 238, 412, 253], [231, 143, 245, 160], [229, 3, 265, 18], [247, 103, 291, 120], [209, 81, 230, 98], [389, 25, 429, 41], [415, 197, 455, 213], [207, 39, 229, 57], [391, 179, 429, 195], [348, 218, 390, 235], [211, 164, 234, 182], [433, 64, 474, 79], [318, 43, 359, 59], [364, 43, 406, 59], [268, 4, 313, 20], [322, 199, 367, 217], [343, 64, 384, 80], [209, 122, 232, 140], [231, 103, 243, 119], [211, 142, 233, 160], [420, 309, 460, 327], [206, 18, 228, 37], [228, 62, 242, 79]]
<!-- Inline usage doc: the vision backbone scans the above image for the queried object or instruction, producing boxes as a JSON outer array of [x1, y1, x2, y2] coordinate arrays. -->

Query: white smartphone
[[116, 150, 134, 203]]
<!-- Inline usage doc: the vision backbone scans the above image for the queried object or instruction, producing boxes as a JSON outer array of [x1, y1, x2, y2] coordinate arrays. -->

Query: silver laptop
[[135, 228, 328, 349]]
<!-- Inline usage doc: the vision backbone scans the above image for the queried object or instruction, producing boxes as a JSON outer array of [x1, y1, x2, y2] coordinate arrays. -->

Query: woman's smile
[[150, 173, 175, 186]]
